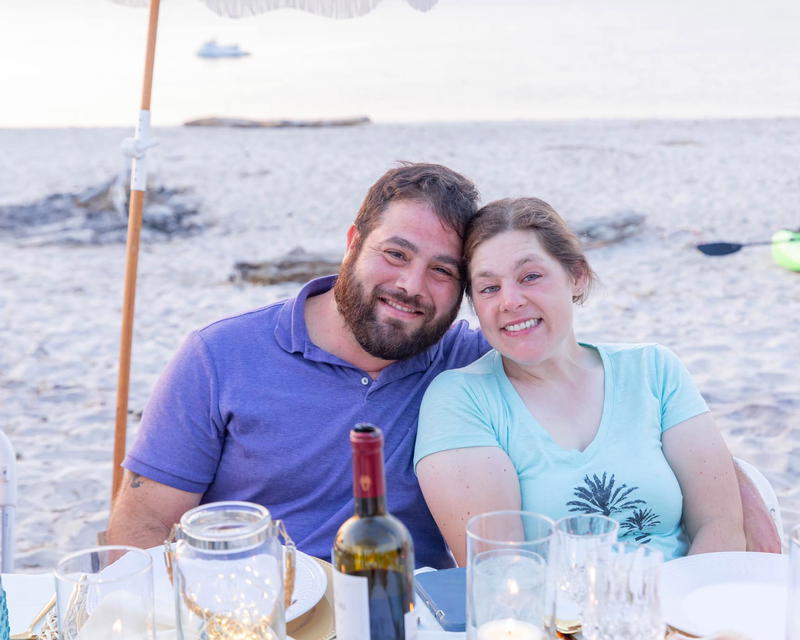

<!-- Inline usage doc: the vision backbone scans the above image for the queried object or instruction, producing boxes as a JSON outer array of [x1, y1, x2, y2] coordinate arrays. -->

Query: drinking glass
[[554, 514, 619, 632], [582, 542, 664, 640], [788, 525, 800, 639], [466, 511, 555, 640], [55, 545, 155, 640]]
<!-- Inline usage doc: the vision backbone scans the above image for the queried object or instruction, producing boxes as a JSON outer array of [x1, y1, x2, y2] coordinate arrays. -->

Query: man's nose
[[396, 264, 426, 295]]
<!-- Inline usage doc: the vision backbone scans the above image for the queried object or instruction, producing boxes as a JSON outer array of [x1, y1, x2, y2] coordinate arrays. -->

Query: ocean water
[[1, 0, 799, 127]]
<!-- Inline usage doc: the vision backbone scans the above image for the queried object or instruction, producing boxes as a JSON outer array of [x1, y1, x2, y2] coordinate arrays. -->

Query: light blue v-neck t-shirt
[[414, 343, 709, 561]]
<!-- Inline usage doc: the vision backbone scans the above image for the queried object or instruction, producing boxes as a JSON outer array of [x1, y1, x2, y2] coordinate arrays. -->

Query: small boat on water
[[197, 40, 250, 59]]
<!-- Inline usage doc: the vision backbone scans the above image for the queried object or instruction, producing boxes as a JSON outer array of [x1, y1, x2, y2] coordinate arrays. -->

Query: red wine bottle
[[332, 424, 416, 640]]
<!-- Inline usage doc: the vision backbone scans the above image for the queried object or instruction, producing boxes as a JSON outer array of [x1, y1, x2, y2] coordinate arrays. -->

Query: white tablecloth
[[2, 570, 463, 639], [2, 572, 54, 635]]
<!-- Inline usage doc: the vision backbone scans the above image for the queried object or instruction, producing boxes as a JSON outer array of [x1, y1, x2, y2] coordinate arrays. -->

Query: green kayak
[[772, 229, 800, 271]]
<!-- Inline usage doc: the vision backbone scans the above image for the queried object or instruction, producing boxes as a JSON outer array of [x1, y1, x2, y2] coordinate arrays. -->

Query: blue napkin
[[414, 568, 466, 633]]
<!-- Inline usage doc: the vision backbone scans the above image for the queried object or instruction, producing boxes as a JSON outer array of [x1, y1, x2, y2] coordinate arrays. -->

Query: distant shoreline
[[3, 114, 800, 132]]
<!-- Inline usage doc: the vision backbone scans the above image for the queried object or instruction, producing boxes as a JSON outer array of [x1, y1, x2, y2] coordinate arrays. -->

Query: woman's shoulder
[[424, 349, 504, 398], [589, 342, 691, 391], [589, 341, 678, 365], [434, 348, 499, 378]]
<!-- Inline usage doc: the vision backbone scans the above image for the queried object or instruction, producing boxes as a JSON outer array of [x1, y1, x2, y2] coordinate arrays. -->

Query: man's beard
[[333, 256, 461, 361]]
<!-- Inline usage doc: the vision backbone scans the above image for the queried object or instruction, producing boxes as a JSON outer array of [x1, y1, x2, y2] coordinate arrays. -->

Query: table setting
[[2, 506, 797, 640]]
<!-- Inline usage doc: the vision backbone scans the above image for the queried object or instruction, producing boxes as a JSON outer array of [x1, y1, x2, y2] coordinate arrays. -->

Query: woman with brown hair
[[414, 197, 745, 566]]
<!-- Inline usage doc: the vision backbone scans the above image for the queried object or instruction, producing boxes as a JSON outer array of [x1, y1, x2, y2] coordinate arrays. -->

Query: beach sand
[[1, 119, 798, 570]]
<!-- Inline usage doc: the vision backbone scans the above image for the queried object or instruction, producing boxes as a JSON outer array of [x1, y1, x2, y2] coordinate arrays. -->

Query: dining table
[[2, 550, 789, 640], [0, 571, 682, 640], [1, 567, 464, 640]]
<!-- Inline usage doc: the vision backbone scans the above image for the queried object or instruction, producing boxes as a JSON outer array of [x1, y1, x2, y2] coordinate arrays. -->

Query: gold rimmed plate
[[288, 558, 336, 640]]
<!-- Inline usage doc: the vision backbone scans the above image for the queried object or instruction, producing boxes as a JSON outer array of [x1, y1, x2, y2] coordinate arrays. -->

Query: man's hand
[[106, 470, 202, 549], [734, 461, 782, 553]]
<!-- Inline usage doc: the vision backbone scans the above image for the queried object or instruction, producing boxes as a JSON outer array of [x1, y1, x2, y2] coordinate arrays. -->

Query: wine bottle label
[[333, 569, 371, 640]]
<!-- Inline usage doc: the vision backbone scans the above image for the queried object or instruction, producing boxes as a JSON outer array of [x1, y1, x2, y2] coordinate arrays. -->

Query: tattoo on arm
[[130, 473, 145, 489]]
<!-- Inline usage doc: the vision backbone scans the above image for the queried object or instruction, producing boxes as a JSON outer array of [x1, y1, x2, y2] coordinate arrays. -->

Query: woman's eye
[[522, 273, 542, 283], [479, 285, 499, 294]]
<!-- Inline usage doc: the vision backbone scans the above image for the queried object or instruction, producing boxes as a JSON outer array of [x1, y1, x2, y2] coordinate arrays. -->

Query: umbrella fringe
[[108, 0, 438, 18]]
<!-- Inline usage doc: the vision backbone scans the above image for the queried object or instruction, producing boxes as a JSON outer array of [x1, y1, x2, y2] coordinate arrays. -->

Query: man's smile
[[379, 296, 425, 317]]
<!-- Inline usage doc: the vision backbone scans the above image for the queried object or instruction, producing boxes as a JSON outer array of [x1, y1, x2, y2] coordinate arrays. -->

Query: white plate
[[286, 549, 328, 620], [660, 551, 787, 640], [147, 545, 327, 622]]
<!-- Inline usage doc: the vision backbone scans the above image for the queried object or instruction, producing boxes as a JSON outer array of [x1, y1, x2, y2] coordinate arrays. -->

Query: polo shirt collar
[[274, 275, 439, 374]]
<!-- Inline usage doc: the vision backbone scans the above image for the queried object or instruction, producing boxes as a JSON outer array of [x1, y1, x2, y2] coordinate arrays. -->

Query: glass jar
[[165, 501, 295, 640]]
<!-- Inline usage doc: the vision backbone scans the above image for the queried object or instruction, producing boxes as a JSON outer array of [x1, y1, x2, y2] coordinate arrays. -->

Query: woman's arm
[[661, 413, 745, 554], [416, 446, 521, 566]]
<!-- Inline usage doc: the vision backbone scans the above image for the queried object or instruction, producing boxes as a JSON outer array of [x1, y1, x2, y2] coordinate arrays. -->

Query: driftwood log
[[184, 116, 371, 128], [231, 215, 645, 286], [573, 212, 645, 248], [0, 176, 201, 246], [231, 247, 342, 285]]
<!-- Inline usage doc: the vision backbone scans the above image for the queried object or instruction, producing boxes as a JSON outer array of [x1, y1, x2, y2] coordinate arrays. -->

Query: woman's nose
[[500, 286, 525, 310]]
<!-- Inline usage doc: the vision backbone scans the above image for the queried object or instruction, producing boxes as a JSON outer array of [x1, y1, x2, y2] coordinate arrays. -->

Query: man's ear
[[345, 225, 360, 254]]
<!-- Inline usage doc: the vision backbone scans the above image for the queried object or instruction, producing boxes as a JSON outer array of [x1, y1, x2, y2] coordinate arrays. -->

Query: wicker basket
[[37, 609, 58, 640]]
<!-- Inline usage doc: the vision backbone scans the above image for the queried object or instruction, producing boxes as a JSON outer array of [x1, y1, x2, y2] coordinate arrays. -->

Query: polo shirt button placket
[[360, 376, 369, 386]]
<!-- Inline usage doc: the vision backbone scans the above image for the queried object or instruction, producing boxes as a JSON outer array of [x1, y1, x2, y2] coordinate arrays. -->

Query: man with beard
[[106, 163, 489, 567]]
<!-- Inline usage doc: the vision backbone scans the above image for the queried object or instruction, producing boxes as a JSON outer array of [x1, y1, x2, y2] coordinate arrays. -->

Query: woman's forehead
[[470, 230, 553, 272]]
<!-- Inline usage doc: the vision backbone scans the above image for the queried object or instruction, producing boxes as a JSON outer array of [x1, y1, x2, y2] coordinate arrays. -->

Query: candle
[[74, 591, 153, 640], [475, 618, 543, 640]]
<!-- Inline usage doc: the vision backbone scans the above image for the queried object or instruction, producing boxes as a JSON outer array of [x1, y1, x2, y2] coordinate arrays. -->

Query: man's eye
[[433, 266, 454, 278], [385, 250, 405, 261], [522, 273, 542, 283], [479, 285, 499, 294]]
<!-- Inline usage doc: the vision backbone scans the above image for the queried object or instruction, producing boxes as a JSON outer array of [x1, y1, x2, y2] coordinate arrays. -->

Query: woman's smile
[[500, 317, 541, 335]]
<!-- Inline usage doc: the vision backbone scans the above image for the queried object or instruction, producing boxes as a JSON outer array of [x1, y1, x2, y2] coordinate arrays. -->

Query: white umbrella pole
[[112, 0, 161, 501], [0, 430, 16, 572]]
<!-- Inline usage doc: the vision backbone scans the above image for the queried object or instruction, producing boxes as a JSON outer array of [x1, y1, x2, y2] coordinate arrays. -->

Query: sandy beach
[[1, 118, 798, 570]]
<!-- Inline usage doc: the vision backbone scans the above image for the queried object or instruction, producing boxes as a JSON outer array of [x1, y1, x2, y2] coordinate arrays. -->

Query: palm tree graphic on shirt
[[566, 473, 663, 545], [620, 508, 662, 543], [566, 472, 646, 516]]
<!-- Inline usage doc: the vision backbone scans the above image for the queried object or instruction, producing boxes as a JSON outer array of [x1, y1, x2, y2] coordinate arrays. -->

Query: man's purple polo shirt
[[124, 276, 488, 568]]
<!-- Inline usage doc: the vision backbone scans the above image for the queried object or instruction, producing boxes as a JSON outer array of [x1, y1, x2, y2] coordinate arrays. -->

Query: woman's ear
[[572, 266, 588, 303]]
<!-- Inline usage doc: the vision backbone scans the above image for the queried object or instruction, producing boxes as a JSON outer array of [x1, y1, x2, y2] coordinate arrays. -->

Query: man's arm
[[106, 470, 202, 548]]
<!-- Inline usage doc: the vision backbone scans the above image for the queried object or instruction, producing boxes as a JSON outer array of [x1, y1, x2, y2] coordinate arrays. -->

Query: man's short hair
[[354, 162, 480, 241]]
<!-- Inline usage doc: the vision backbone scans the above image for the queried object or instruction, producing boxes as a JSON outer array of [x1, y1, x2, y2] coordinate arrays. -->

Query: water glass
[[788, 525, 800, 639], [582, 542, 664, 640], [466, 511, 555, 639], [554, 514, 619, 630], [55, 545, 155, 640]]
